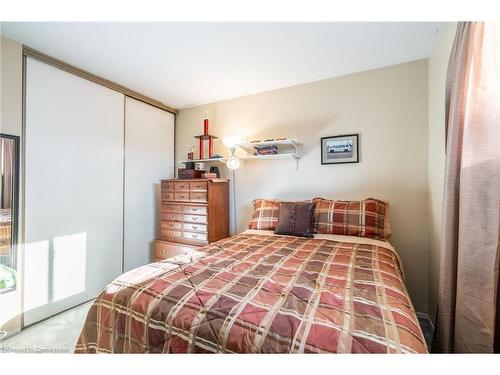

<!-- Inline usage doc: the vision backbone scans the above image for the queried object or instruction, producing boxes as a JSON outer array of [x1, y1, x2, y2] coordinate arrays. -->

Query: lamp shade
[[226, 156, 240, 170], [222, 136, 240, 149]]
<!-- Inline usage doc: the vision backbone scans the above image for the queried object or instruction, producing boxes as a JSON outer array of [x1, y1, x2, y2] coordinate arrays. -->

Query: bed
[[75, 230, 427, 353]]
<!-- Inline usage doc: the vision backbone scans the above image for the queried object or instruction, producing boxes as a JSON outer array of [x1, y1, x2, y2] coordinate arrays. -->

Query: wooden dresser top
[[161, 178, 229, 183]]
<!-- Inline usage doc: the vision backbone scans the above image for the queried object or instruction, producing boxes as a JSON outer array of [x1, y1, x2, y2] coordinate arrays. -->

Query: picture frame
[[321, 134, 359, 165]]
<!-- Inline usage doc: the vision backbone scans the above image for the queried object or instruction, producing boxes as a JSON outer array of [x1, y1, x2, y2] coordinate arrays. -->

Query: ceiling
[[1, 22, 444, 109]]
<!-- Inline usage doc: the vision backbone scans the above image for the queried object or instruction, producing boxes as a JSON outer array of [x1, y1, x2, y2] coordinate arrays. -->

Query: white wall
[[427, 23, 456, 323], [176, 60, 430, 312], [0, 36, 23, 336]]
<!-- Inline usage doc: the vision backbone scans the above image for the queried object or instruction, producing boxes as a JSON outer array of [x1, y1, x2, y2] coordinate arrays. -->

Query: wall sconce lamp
[[222, 136, 241, 235], [222, 136, 241, 170]]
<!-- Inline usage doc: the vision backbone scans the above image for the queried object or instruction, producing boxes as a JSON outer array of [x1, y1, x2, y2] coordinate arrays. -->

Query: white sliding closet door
[[24, 58, 125, 325], [124, 97, 174, 271]]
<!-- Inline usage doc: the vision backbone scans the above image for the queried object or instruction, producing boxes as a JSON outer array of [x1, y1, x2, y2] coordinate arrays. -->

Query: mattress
[[75, 231, 427, 353]]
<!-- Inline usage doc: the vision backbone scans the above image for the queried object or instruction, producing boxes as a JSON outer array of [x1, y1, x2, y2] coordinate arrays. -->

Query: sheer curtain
[[435, 22, 500, 353]]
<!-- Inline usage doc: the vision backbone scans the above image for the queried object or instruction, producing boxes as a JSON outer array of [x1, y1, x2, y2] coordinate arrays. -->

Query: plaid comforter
[[75, 233, 427, 353]]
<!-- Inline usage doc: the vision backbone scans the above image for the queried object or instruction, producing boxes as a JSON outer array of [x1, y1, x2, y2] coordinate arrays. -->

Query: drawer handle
[[192, 217, 198, 221], [168, 223, 174, 227], [191, 234, 198, 238], [161, 250, 166, 253], [192, 208, 198, 211], [169, 215, 175, 219], [195, 195, 201, 199], [192, 225, 198, 229]]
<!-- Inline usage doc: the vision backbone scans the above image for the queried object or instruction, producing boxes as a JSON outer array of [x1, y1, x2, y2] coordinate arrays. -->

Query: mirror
[[0, 134, 19, 293]]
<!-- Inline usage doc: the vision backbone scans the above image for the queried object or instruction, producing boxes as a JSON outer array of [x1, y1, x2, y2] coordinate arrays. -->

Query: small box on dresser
[[154, 178, 229, 262]]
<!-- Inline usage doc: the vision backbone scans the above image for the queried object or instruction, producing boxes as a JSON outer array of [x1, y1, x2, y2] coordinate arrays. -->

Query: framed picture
[[321, 134, 359, 165]]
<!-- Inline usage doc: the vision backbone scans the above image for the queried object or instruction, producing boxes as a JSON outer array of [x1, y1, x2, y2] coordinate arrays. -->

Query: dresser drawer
[[190, 192, 208, 203], [162, 181, 174, 191], [163, 212, 183, 222], [163, 229, 183, 241], [174, 192, 190, 201], [174, 181, 190, 191], [161, 221, 182, 231], [162, 203, 183, 213], [183, 214, 207, 224], [182, 205, 207, 215], [182, 223, 207, 233], [183, 231, 208, 242], [190, 181, 208, 192], [154, 240, 200, 261], [162, 191, 174, 201]]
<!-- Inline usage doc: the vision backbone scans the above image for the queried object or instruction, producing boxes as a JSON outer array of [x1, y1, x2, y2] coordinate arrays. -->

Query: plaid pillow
[[248, 199, 280, 230], [312, 197, 389, 241]]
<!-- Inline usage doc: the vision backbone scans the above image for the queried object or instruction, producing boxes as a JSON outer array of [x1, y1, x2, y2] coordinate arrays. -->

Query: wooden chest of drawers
[[154, 240, 201, 262], [154, 178, 229, 261]]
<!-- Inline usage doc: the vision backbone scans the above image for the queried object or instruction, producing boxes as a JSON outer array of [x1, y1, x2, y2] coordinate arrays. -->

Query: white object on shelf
[[178, 158, 227, 164]]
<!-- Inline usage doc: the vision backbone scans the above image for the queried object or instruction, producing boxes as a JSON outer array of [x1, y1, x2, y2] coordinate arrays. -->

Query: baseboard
[[21, 298, 95, 330]]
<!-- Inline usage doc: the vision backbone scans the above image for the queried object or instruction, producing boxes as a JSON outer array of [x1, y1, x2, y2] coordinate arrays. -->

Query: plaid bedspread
[[75, 233, 427, 353]]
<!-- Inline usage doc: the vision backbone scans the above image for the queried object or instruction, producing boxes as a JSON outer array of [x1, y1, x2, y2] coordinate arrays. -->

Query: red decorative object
[[203, 118, 209, 135], [199, 137, 204, 159], [195, 134, 217, 159], [195, 116, 217, 159]]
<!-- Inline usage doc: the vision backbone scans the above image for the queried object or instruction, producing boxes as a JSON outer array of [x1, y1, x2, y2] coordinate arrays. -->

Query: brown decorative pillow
[[248, 199, 280, 230], [312, 197, 389, 241], [274, 201, 316, 238]]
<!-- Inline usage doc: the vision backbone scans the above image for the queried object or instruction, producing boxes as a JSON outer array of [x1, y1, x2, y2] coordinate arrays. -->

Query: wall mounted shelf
[[236, 138, 302, 149], [235, 137, 302, 170], [240, 153, 299, 160], [177, 158, 227, 165]]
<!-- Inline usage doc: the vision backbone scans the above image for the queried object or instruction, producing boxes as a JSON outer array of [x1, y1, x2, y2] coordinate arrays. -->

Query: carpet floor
[[0, 301, 92, 354]]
